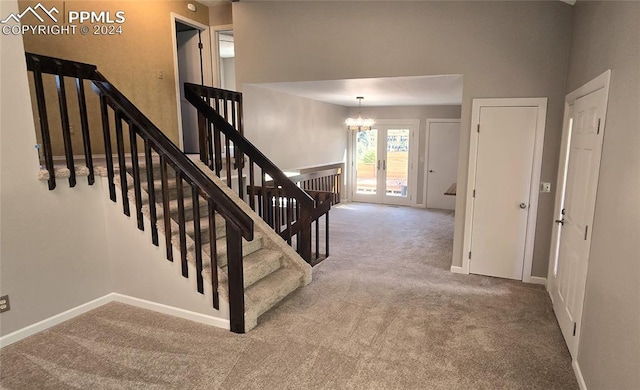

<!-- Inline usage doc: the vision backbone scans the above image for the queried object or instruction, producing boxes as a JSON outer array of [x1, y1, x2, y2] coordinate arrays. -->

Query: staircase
[[114, 160, 311, 331], [26, 52, 313, 333]]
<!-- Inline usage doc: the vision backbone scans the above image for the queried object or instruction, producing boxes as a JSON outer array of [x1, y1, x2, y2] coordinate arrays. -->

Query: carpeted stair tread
[[202, 233, 264, 268], [233, 248, 283, 288], [201, 248, 283, 289], [245, 268, 302, 318], [184, 214, 226, 243]]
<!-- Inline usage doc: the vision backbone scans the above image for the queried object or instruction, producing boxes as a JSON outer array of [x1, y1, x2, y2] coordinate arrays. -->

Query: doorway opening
[[172, 15, 212, 153], [216, 29, 235, 91], [351, 120, 419, 206]]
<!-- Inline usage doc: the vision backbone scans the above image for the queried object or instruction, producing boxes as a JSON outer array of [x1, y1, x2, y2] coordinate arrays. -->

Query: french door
[[352, 122, 416, 205]]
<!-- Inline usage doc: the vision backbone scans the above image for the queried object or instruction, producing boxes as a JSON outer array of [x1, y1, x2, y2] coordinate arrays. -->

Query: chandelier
[[345, 96, 374, 130]]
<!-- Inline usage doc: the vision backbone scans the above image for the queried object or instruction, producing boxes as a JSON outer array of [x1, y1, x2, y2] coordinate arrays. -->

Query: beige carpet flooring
[[0, 203, 577, 389]]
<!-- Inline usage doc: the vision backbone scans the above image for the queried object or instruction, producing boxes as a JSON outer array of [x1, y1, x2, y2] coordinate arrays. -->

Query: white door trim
[[170, 13, 214, 152], [424, 118, 461, 208], [461, 98, 548, 283]]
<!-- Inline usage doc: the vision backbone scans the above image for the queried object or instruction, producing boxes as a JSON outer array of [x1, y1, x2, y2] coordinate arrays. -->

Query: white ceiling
[[249, 75, 463, 107]]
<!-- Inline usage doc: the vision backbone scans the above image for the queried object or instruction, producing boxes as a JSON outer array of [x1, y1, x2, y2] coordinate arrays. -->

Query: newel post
[[299, 206, 312, 263], [225, 223, 246, 333]]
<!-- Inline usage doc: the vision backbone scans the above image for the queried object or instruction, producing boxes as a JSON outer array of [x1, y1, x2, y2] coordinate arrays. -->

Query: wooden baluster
[[144, 139, 159, 246], [237, 95, 244, 137], [55, 73, 76, 187], [32, 64, 56, 190], [226, 223, 245, 334], [197, 109, 208, 166], [176, 171, 188, 277], [274, 182, 281, 233], [207, 97, 215, 171], [160, 155, 173, 261], [114, 110, 130, 216], [192, 184, 204, 294], [315, 194, 320, 260], [286, 196, 292, 245], [231, 100, 244, 200], [249, 159, 255, 210], [214, 98, 222, 176], [208, 199, 219, 309], [75, 77, 94, 185], [129, 124, 144, 230], [261, 171, 267, 220], [325, 210, 330, 257], [99, 94, 116, 201], [299, 206, 312, 263]]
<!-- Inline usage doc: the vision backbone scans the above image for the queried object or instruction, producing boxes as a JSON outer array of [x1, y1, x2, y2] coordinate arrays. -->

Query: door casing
[[460, 98, 547, 284]]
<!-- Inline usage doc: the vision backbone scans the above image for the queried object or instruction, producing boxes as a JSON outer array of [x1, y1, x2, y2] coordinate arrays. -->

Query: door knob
[[555, 219, 565, 225], [429, 170, 434, 173], [519, 203, 527, 209]]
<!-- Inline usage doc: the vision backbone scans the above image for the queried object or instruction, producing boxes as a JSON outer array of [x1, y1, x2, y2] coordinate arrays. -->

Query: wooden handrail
[[25, 52, 252, 333], [92, 76, 253, 241], [184, 83, 314, 209], [184, 83, 333, 262]]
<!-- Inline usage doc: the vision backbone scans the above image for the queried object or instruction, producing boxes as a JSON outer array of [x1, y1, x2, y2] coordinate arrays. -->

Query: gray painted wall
[[243, 85, 349, 170], [565, 2, 640, 388], [0, 0, 112, 336], [233, 1, 573, 277]]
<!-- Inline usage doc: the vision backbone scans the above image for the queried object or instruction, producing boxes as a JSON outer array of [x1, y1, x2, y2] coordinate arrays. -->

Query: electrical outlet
[[540, 182, 551, 193], [0, 295, 10, 313]]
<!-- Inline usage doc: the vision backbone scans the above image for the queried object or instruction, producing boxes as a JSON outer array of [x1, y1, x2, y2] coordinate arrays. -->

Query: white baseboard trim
[[573, 359, 587, 390], [111, 294, 229, 330], [450, 265, 466, 274], [526, 276, 547, 286], [0, 293, 229, 349], [0, 294, 113, 348]]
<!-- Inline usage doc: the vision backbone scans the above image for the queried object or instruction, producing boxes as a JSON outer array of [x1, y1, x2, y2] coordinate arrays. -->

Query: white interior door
[[552, 87, 607, 358], [352, 123, 415, 205], [426, 120, 460, 210], [469, 106, 538, 279]]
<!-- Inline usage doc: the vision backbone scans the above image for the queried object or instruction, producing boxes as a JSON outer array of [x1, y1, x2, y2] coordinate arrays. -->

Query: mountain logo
[[1, 3, 59, 24]]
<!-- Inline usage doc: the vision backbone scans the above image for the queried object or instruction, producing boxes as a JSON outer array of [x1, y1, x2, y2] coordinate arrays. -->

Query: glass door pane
[[355, 130, 378, 195], [384, 129, 410, 198]]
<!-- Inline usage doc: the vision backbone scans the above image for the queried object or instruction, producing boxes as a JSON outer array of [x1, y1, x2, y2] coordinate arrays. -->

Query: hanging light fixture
[[345, 96, 374, 131]]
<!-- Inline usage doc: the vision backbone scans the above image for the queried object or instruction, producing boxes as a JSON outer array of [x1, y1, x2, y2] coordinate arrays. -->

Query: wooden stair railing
[[184, 83, 330, 263], [25, 52, 253, 333]]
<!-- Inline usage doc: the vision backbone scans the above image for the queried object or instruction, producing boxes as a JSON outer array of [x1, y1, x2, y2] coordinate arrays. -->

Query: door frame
[[424, 118, 461, 208], [461, 98, 547, 283], [350, 119, 420, 206], [210, 24, 234, 88], [546, 70, 611, 303], [170, 13, 214, 152]]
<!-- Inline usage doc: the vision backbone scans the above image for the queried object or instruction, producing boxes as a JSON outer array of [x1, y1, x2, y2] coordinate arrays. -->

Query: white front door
[[551, 87, 608, 358], [352, 122, 416, 205], [469, 106, 539, 280], [426, 120, 460, 210]]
